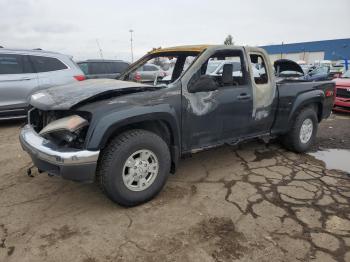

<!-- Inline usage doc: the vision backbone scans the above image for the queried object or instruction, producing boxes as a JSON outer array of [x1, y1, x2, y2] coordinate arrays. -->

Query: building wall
[[268, 52, 324, 64], [261, 38, 350, 64]]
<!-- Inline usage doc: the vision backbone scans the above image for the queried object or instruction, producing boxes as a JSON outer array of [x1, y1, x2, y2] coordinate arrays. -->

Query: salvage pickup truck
[[20, 45, 335, 206]]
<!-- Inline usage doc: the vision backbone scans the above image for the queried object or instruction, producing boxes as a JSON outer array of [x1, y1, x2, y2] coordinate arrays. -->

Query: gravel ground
[[0, 113, 349, 262], [312, 112, 350, 151]]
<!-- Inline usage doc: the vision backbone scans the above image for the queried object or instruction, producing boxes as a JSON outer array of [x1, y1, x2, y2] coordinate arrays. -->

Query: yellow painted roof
[[148, 45, 211, 54]]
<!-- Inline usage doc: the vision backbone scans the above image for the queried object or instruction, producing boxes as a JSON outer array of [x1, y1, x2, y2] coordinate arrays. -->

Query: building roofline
[[260, 38, 350, 48]]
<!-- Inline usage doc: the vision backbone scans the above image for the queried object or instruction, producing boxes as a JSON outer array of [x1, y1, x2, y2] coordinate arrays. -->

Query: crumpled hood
[[274, 59, 304, 76], [30, 79, 153, 110]]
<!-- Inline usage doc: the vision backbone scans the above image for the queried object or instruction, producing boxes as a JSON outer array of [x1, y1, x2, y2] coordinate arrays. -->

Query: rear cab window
[[0, 53, 35, 74], [30, 55, 67, 73]]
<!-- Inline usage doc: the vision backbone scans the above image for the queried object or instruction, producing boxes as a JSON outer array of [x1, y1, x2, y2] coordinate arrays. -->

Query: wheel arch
[[87, 110, 180, 173], [288, 90, 324, 128]]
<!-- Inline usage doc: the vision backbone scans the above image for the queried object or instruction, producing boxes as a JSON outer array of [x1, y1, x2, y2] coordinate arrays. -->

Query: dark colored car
[[77, 59, 130, 79], [20, 45, 335, 206]]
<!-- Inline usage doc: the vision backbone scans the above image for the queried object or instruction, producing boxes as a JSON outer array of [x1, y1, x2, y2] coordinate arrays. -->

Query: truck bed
[[271, 80, 335, 135]]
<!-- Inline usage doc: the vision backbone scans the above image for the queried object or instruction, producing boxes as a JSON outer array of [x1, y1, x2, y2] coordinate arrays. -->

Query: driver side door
[[181, 49, 253, 152]]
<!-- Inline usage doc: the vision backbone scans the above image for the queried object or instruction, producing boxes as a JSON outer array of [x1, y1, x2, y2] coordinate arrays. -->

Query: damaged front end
[[28, 108, 91, 149], [20, 79, 158, 182], [20, 108, 99, 182]]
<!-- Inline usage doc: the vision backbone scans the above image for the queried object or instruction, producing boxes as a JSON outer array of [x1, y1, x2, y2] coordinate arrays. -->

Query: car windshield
[[121, 51, 199, 86], [342, 69, 350, 78]]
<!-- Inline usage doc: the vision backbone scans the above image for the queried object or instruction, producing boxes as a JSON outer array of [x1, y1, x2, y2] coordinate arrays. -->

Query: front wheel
[[281, 107, 318, 153], [97, 129, 171, 206]]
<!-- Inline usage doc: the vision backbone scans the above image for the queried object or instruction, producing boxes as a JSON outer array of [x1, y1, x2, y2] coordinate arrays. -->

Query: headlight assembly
[[39, 115, 88, 136]]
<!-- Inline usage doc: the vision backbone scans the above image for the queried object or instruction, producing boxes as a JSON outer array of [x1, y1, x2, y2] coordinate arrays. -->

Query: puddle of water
[[308, 149, 350, 174]]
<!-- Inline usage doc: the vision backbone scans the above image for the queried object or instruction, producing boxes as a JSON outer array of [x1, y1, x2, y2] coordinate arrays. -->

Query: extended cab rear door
[[245, 48, 277, 135]]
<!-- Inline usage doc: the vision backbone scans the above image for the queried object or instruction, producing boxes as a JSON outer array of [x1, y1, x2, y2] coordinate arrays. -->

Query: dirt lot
[[0, 113, 350, 262]]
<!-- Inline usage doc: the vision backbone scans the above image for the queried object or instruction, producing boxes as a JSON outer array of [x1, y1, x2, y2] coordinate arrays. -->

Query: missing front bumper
[[19, 124, 100, 182]]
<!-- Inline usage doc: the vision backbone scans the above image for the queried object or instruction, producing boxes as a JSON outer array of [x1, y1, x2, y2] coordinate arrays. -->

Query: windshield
[[206, 61, 221, 74], [121, 51, 200, 86], [342, 69, 350, 78]]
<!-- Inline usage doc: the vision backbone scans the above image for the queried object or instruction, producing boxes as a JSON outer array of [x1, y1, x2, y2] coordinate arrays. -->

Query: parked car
[[333, 69, 350, 112], [330, 64, 345, 78], [300, 64, 316, 75], [305, 66, 332, 81], [20, 45, 335, 206], [131, 63, 167, 82], [77, 59, 130, 79], [0, 48, 85, 120]]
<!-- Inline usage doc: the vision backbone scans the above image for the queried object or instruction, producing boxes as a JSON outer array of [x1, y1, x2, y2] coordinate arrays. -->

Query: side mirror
[[188, 75, 218, 93]]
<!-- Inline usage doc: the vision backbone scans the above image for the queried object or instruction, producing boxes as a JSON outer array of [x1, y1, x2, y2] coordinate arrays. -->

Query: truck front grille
[[28, 108, 45, 132], [336, 88, 350, 99]]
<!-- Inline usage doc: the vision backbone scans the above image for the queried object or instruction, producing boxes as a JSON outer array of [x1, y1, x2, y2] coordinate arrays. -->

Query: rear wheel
[[281, 107, 318, 153], [97, 129, 171, 206]]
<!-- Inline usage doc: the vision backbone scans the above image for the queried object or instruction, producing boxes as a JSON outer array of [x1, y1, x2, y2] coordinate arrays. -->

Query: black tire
[[281, 106, 318, 153], [97, 129, 171, 206]]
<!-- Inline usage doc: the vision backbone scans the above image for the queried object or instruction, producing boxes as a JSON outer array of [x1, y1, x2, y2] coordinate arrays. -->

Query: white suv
[[0, 48, 85, 120]]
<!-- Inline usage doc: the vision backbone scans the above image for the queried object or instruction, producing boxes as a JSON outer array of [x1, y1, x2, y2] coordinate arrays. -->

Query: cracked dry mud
[[1, 116, 350, 262]]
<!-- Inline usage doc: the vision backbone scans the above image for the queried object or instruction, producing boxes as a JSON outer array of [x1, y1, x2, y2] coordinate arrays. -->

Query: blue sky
[[0, 0, 349, 61]]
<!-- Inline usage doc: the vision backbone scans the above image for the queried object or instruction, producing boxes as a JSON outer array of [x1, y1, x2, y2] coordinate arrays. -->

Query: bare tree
[[224, 35, 234, 45]]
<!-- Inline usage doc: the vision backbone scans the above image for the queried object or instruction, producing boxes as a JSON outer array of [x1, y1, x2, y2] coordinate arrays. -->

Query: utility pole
[[129, 29, 134, 63], [96, 39, 104, 59], [280, 41, 284, 59]]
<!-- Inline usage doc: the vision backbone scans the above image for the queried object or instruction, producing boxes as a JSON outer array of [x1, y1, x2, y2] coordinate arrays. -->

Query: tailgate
[[316, 81, 335, 119]]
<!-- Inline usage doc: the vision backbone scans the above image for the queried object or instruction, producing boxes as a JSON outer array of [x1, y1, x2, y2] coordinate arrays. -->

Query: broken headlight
[[39, 115, 88, 146]]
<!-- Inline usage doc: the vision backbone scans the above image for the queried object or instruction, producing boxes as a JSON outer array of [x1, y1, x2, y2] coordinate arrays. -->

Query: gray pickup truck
[[20, 45, 335, 206]]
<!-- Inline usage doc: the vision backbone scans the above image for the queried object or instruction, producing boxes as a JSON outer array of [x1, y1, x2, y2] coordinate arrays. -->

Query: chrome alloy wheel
[[299, 118, 313, 144], [122, 149, 159, 191]]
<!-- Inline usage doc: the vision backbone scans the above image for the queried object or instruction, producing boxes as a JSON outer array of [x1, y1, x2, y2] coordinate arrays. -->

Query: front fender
[[85, 104, 180, 151]]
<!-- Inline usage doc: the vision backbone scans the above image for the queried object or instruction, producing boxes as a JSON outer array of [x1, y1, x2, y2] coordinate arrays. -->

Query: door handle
[[237, 93, 251, 100], [20, 77, 32, 81]]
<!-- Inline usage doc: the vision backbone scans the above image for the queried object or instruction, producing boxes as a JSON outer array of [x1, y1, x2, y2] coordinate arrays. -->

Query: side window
[[150, 65, 159, 71], [202, 50, 246, 86], [112, 62, 129, 73], [104, 62, 114, 74], [78, 62, 89, 75], [30, 56, 68, 72], [249, 54, 268, 85], [0, 54, 34, 74], [143, 65, 158, 71], [89, 62, 107, 74]]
